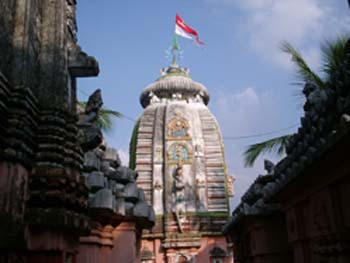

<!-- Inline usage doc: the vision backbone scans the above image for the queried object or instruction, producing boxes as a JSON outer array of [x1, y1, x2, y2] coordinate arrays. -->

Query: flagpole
[[171, 34, 179, 66]]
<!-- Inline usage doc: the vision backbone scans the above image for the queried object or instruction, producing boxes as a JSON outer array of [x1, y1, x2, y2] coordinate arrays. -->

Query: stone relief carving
[[149, 91, 160, 104], [77, 89, 103, 151], [264, 159, 275, 175], [167, 143, 192, 164], [66, 0, 77, 42], [172, 164, 186, 212], [196, 178, 206, 211], [227, 176, 235, 197], [196, 178, 205, 188], [167, 117, 190, 138], [68, 44, 99, 77], [194, 93, 203, 103], [155, 147, 162, 161], [154, 180, 162, 190], [172, 93, 182, 100], [171, 163, 188, 233], [194, 144, 204, 157], [176, 254, 190, 263], [66, 0, 99, 78]]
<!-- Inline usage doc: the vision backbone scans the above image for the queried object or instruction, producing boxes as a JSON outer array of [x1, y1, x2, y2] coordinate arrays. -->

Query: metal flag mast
[[171, 34, 180, 66]]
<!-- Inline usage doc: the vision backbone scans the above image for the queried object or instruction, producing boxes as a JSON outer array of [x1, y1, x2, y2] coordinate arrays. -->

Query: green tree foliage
[[129, 118, 140, 170], [244, 135, 292, 167], [243, 36, 349, 167], [78, 101, 122, 133]]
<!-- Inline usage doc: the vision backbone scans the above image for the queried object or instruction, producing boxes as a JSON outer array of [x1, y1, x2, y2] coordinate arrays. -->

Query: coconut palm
[[243, 36, 349, 167], [243, 134, 292, 167], [94, 107, 122, 132], [78, 101, 122, 133]]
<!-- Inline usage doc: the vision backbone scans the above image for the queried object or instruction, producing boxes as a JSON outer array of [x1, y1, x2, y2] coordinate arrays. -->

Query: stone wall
[[78, 144, 154, 263], [0, 1, 97, 255], [0, 0, 16, 77], [0, 0, 155, 261]]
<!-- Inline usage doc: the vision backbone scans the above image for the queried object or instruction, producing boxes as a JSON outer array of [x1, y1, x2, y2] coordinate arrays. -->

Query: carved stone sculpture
[[78, 89, 103, 151], [172, 164, 186, 213], [69, 45, 99, 77], [264, 159, 275, 175]]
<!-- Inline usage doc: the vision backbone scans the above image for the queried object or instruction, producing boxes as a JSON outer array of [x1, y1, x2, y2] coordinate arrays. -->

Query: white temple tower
[[130, 62, 233, 263]]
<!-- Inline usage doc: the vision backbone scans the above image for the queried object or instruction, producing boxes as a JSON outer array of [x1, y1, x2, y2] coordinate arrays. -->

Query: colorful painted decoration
[[167, 117, 189, 138], [168, 143, 191, 162]]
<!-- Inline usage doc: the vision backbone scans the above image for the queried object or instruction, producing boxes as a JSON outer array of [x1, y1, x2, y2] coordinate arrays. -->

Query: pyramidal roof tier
[[140, 64, 210, 108]]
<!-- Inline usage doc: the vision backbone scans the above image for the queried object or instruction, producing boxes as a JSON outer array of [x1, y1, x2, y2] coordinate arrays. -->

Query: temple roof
[[140, 64, 210, 108]]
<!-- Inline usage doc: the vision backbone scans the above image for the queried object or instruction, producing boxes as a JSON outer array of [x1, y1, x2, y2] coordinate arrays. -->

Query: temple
[[6, 1, 350, 263], [0, 1, 154, 262], [130, 54, 234, 262]]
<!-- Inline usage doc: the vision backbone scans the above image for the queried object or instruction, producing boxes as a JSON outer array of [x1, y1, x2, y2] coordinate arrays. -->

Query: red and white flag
[[175, 13, 204, 45]]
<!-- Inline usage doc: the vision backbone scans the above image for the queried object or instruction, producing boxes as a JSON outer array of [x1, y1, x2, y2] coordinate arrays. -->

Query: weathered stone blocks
[[84, 150, 100, 172], [83, 144, 154, 224], [86, 171, 106, 192], [89, 189, 116, 212]]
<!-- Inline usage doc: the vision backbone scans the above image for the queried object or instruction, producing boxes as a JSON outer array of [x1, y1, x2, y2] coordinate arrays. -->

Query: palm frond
[[95, 111, 112, 132], [281, 41, 325, 89], [246, 38, 349, 168], [78, 101, 122, 133], [243, 134, 292, 167], [321, 35, 348, 81]]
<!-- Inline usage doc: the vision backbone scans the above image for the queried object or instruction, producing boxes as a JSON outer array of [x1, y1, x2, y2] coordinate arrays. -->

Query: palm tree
[[78, 101, 122, 133], [243, 36, 349, 167], [94, 107, 122, 132]]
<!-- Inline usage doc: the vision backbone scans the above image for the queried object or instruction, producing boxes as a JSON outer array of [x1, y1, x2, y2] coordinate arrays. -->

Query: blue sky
[[77, 0, 350, 208]]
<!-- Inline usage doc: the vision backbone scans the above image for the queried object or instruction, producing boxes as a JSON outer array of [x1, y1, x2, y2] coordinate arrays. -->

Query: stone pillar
[[285, 207, 312, 263], [155, 239, 165, 263], [26, 228, 79, 263], [10, 0, 41, 89], [77, 223, 114, 263], [100, 225, 114, 263], [0, 0, 16, 77], [0, 0, 99, 262], [0, 0, 40, 252], [0, 161, 28, 249], [111, 222, 139, 263]]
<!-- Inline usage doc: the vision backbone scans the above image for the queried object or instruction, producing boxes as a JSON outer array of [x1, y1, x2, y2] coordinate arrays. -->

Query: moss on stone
[[129, 118, 140, 169]]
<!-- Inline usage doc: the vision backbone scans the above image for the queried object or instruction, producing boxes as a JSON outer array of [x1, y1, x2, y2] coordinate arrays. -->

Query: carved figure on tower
[[172, 163, 186, 213]]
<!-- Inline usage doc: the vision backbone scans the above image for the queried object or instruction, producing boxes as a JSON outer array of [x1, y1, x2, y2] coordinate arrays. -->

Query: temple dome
[[140, 65, 210, 108]]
